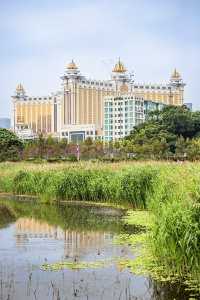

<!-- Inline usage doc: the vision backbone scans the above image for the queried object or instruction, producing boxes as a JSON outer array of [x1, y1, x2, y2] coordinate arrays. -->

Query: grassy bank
[[0, 161, 159, 207], [0, 161, 200, 291]]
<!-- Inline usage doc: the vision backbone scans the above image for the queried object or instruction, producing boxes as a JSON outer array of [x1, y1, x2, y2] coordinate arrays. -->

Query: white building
[[103, 94, 144, 141], [60, 124, 97, 143]]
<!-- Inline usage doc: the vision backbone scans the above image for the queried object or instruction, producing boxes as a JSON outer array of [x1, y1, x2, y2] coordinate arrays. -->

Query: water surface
[[0, 198, 193, 300]]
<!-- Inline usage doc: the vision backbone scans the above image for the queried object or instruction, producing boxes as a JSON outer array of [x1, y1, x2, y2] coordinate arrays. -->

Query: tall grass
[[119, 166, 158, 208], [0, 162, 158, 206], [149, 164, 200, 284]]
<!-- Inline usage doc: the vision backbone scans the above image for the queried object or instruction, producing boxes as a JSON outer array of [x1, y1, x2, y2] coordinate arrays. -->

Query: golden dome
[[16, 83, 25, 92], [112, 58, 127, 73], [67, 59, 78, 70], [171, 68, 181, 79]]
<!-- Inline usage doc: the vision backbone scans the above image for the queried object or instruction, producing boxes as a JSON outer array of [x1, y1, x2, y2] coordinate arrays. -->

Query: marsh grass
[[1, 162, 158, 206], [149, 165, 200, 286]]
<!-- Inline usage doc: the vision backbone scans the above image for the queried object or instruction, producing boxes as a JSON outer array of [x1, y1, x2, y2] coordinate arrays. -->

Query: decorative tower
[[111, 58, 133, 93], [169, 69, 186, 105], [61, 60, 85, 125], [11, 84, 27, 131], [62, 60, 84, 83], [15, 83, 27, 100]]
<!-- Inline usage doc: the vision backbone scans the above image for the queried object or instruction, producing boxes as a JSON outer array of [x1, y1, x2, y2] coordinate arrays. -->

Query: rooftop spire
[[16, 83, 25, 94], [112, 58, 127, 73], [67, 59, 78, 70], [171, 68, 181, 80]]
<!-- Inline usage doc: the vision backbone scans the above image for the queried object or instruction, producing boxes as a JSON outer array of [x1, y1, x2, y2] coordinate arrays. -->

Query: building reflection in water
[[15, 217, 115, 258]]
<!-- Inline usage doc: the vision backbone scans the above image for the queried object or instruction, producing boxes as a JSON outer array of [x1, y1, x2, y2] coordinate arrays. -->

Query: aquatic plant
[[41, 260, 113, 271]]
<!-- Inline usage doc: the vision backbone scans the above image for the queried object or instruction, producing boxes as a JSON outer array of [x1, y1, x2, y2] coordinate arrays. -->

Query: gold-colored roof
[[67, 59, 78, 70], [112, 58, 127, 73], [16, 83, 25, 92], [171, 68, 181, 79]]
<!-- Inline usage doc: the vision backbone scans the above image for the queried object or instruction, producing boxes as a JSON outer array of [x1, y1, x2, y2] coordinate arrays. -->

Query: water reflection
[[15, 217, 116, 259], [0, 198, 195, 300]]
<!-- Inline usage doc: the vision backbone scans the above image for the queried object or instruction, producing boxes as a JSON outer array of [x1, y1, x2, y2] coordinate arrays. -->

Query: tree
[[160, 105, 196, 138], [125, 105, 200, 160], [0, 129, 23, 161], [186, 139, 200, 161], [175, 136, 188, 160]]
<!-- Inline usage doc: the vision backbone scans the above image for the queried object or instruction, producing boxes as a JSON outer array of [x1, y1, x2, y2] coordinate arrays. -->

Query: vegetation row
[[1, 105, 200, 161]]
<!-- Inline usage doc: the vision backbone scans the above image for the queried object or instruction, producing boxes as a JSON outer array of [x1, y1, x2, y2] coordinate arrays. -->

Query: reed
[[8, 165, 158, 206], [149, 164, 200, 283]]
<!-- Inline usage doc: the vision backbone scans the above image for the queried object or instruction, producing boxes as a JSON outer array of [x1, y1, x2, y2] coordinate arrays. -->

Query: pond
[[0, 197, 193, 300]]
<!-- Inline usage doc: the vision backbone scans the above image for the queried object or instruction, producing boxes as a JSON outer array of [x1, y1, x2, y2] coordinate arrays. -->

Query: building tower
[[111, 58, 133, 94], [169, 69, 186, 105], [61, 60, 85, 125], [15, 83, 27, 99], [12, 84, 27, 130]]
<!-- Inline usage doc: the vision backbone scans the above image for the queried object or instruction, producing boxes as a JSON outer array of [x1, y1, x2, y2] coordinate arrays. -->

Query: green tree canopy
[[125, 105, 200, 159], [0, 129, 24, 161]]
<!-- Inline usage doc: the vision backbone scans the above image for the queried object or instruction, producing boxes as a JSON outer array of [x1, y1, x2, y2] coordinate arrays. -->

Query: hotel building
[[12, 59, 185, 141], [104, 95, 144, 141]]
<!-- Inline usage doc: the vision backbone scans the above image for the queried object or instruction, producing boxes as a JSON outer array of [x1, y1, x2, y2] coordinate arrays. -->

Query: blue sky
[[0, 0, 200, 117]]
